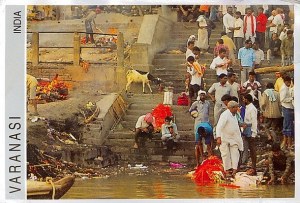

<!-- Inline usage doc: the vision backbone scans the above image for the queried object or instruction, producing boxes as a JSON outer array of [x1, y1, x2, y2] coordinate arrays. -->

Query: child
[[161, 116, 180, 149], [186, 56, 205, 106]]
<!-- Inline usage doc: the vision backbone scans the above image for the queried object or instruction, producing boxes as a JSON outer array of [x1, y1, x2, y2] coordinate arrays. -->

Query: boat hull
[[27, 175, 75, 199]]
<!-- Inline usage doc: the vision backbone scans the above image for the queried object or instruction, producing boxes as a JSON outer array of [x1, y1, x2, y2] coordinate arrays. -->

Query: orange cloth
[[192, 61, 205, 77], [199, 5, 210, 12]]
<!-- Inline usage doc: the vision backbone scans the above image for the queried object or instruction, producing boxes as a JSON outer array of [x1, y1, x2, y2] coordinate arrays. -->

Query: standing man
[[280, 30, 294, 66], [208, 74, 232, 126], [194, 122, 214, 167], [185, 41, 195, 92], [226, 72, 240, 102], [260, 83, 282, 142], [253, 41, 264, 68], [186, 56, 203, 106], [279, 76, 294, 150], [266, 33, 281, 64], [189, 90, 210, 128], [134, 113, 155, 149], [210, 48, 231, 79], [266, 10, 277, 44], [216, 101, 244, 177], [85, 8, 101, 44], [221, 31, 236, 65], [243, 8, 256, 43], [241, 71, 262, 110], [256, 7, 268, 51], [241, 94, 258, 173], [252, 41, 264, 82], [196, 11, 209, 53], [233, 11, 244, 55], [238, 39, 256, 84], [274, 71, 287, 92], [223, 6, 235, 39], [186, 41, 195, 59], [27, 74, 39, 116]]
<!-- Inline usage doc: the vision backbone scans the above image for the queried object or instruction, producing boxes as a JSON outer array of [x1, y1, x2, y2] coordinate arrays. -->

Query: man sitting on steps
[[134, 113, 155, 149]]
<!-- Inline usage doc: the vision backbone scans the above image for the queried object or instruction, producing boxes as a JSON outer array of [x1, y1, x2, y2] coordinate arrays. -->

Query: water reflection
[[63, 174, 294, 199]]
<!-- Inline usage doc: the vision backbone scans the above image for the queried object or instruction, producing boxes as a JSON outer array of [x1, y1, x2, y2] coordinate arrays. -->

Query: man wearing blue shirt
[[238, 40, 256, 84], [194, 122, 213, 167]]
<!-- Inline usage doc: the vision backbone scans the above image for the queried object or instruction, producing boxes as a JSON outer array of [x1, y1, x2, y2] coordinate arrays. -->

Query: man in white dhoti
[[196, 11, 209, 52], [216, 101, 243, 177]]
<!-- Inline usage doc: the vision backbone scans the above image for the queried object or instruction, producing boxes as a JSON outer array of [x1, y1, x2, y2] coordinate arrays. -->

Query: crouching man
[[266, 143, 294, 185], [161, 116, 180, 150], [134, 113, 155, 149], [195, 122, 213, 167]]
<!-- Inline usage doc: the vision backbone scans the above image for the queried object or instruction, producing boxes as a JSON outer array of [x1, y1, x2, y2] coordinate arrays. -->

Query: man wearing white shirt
[[233, 11, 244, 54], [223, 6, 235, 39], [267, 10, 284, 35], [216, 101, 243, 177], [241, 94, 258, 172], [134, 113, 155, 148], [279, 75, 294, 150], [186, 41, 195, 59], [243, 8, 256, 43], [187, 56, 202, 106], [210, 48, 230, 79], [267, 10, 277, 43]]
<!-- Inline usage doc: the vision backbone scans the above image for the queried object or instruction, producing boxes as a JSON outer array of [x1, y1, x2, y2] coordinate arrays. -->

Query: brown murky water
[[63, 173, 294, 199]]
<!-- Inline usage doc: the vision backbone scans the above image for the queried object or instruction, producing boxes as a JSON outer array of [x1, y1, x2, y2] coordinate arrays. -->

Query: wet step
[[108, 131, 194, 139], [105, 138, 196, 147], [110, 143, 196, 156], [119, 154, 193, 164]]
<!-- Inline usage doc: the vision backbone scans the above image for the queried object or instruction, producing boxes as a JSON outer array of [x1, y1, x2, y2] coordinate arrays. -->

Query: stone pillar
[[116, 32, 125, 89], [31, 32, 39, 66], [117, 32, 124, 67], [73, 32, 80, 66]]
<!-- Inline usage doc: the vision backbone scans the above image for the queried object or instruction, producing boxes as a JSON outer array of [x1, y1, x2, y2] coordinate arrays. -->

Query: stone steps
[[108, 131, 194, 139], [153, 53, 212, 59], [105, 16, 283, 165], [120, 121, 195, 131], [152, 58, 215, 65]]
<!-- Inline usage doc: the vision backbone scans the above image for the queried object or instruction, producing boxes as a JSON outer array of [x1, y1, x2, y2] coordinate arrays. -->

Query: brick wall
[[27, 64, 73, 81]]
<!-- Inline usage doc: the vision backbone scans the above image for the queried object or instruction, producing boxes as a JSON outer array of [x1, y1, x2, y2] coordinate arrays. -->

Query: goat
[[125, 69, 162, 93]]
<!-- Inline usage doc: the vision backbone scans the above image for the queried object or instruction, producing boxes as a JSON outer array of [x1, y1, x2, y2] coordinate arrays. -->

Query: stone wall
[[27, 64, 121, 92], [129, 15, 173, 72], [27, 64, 73, 81]]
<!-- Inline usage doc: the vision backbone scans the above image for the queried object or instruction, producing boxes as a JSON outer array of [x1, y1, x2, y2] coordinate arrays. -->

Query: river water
[[63, 171, 294, 199]]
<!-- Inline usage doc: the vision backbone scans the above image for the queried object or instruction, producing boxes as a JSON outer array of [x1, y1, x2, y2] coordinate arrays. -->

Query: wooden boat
[[27, 175, 75, 199]]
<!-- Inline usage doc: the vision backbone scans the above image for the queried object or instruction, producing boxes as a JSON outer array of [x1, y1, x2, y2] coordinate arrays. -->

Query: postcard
[[2, 1, 299, 202]]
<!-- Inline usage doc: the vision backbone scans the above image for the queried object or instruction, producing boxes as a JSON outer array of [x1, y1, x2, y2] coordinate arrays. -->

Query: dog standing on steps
[[125, 69, 162, 93]]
